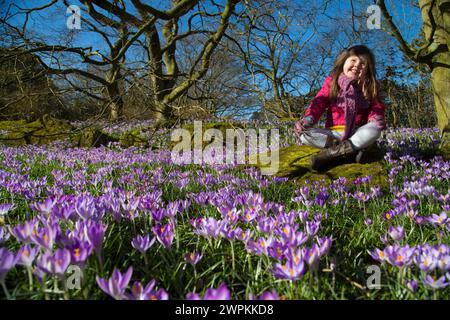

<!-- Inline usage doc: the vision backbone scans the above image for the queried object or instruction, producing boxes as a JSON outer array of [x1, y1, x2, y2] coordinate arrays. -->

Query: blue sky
[[2, 0, 425, 110], [3, 0, 423, 56]]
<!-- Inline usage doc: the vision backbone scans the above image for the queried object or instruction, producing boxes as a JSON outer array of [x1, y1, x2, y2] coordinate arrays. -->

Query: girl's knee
[[373, 127, 381, 140], [362, 122, 382, 140]]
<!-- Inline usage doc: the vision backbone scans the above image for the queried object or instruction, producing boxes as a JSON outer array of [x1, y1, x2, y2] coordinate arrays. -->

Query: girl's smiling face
[[343, 55, 368, 80]]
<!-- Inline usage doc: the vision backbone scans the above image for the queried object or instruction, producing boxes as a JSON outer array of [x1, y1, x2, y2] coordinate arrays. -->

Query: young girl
[[296, 45, 386, 170]]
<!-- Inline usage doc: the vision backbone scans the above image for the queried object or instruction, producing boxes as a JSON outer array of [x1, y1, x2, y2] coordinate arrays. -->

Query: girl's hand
[[294, 120, 304, 135], [294, 116, 314, 135]]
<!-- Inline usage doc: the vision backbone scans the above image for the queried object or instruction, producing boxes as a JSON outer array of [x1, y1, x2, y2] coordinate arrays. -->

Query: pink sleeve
[[304, 76, 332, 125], [367, 81, 387, 130]]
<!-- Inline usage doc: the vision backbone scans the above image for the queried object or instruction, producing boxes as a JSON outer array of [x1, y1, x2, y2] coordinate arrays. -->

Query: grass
[[0, 127, 449, 300]]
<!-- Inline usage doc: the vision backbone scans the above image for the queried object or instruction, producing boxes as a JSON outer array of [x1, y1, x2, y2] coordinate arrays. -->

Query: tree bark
[[419, 0, 450, 131], [418, 0, 450, 157], [106, 81, 124, 122]]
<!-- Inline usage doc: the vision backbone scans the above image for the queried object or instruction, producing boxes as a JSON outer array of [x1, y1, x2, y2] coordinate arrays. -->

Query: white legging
[[300, 122, 381, 150]]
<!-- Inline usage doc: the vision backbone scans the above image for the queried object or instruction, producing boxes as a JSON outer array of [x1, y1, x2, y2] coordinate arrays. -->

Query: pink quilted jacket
[[304, 75, 386, 130]]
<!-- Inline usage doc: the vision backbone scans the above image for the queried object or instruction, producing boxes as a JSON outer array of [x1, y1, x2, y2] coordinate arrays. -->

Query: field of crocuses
[[0, 122, 448, 300]]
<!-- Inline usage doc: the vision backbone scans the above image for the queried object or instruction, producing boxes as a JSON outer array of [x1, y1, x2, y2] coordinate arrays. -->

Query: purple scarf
[[336, 73, 370, 141]]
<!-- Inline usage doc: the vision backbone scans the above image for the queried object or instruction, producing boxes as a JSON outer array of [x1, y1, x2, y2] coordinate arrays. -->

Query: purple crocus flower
[[317, 236, 333, 256], [290, 231, 308, 247], [251, 236, 274, 255], [306, 220, 320, 237], [218, 207, 240, 224], [30, 197, 56, 216], [186, 282, 231, 300], [121, 196, 140, 220], [0, 203, 15, 216], [406, 280, 418, 293], [85, 221, 105, 258], [295, 186, 310, 202], [186, 292, 201, 300], [437, 255, 450, 271], [249, 289, 280, 300], [10, 219, 37, 243], [298, 210, 309, 223], [16, 244, 38, 268], [267, 241, 288, 260], [370, 186, 383, 198], [220, 224, 237, 240], [272, 258, 306, 280], [107, 197, 122, 222], [275, 224, 295, 243], [423, 275, 449, 289], [152, 221, 175, 248], [388, 226, 405, 242], [380, 234, 390, 245], [244, 191, 263, 208], [192, 217, 224, 239], [426, 212, 448, 227], [235, 229, 253, 243], [53, 202, 75, 220], [256, 289, 280, 300], [436, 244, 449, 255], [352, 191, 370, 202], [127, 280, 169, 300], [303, 199, 315, 208], [405, 209, 418, 219], [416, 252, 437, 271], [203, 282, 231, 300], [384, 245, 415, 267], [96, 266, 133, 300], [353, 175, 372, 185], [131, 234, 155, 254], [68, 240, 93, 266], [165, 201, 180, 218], [37, 248, 71, 277], [383, 211, 395, 221], [368, 248, 386, 262], [242, 207, 257, 223], [0, 248, 17, 282], [364, 218, 372, 226], [128, 280, 154, 300], [315, 191, 329, 207], [190, 218, 203, 229], [304, 245, 321, 273], [184, 251, 202, 266], [256, 217, 274, 234], [32, 265, 46, 283], [30, 224, 57, 250], [74, 195, 96, 220], [151, 208, 166, 222], [414, 216, 425, 225]]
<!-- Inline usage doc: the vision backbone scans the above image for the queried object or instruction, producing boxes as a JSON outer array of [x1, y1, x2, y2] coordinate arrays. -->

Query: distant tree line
[[0, 0, 445, 131]]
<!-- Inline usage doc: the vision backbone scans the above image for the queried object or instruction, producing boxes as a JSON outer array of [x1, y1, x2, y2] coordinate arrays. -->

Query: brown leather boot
[[311, 140, 358, 171], [324, 135, 340, 148]]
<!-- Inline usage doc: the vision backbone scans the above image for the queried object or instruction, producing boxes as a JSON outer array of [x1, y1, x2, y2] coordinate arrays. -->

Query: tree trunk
[[431, 62, 450, 158], [106, 81, 124, 122], [153, 100, 168, 122], [145, 27, 173, 122], [431, 66, 450, 133], [109, 100, 123, 122], [419, 0, 450, 157]]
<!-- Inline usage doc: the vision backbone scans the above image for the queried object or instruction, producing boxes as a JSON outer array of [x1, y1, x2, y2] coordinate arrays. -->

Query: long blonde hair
[[329, 45, 378, 102]]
